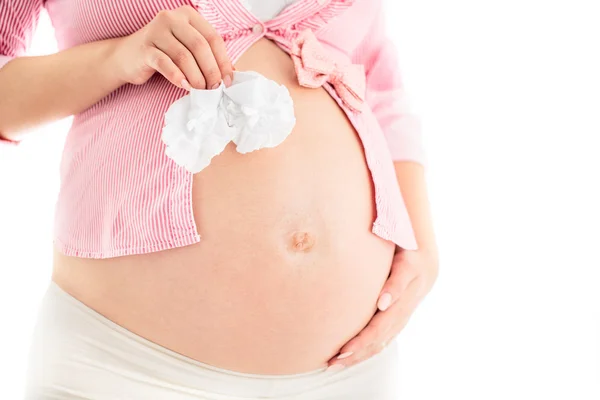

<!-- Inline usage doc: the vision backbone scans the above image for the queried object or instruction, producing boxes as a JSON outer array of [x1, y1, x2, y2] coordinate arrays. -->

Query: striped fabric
[[0, 0, 424, 258]]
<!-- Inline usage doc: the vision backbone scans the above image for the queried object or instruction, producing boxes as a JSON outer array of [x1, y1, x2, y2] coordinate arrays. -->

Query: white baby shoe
[[162, 71, 296, 173]]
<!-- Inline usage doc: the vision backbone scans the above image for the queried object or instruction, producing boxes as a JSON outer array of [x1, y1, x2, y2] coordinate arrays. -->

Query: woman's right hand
[[111, 5, 233, 91]]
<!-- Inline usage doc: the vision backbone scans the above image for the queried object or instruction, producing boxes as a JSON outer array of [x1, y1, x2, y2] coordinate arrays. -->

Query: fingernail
[[211, 82, 220, 90], [224, 74, 232, 87], [336, 351, 353, 360], [377, 292, 393, 311], [181, 79, 191, 91], [327, 364, 345, 373]]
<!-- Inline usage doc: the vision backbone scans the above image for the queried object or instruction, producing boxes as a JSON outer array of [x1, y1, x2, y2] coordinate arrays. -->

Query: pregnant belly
[[52, 39, 395, 374]]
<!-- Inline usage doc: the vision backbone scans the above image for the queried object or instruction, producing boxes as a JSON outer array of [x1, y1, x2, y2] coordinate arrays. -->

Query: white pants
[[24, 282, 401, 399]]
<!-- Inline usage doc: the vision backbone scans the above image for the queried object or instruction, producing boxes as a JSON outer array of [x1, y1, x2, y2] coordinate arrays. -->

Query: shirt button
[[252, 24, 264, 34]]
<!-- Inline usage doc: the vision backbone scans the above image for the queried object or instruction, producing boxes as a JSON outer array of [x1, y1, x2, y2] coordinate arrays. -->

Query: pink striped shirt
[[0, 0, 425, 258]]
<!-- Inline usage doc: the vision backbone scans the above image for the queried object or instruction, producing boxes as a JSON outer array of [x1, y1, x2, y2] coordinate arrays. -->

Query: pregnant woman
[[0, 0, 439, 399]]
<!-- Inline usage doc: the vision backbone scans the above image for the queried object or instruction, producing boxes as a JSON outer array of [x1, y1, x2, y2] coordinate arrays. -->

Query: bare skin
[[1, 5, 438, 374], [51, 38, 395, 374], [0, 6, 232, 139]]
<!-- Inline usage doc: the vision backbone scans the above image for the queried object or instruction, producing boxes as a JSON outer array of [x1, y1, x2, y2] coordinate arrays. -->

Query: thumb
[[377, 261, 417, 312]]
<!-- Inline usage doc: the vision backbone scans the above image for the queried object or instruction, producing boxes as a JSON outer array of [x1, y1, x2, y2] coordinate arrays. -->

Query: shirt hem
[[372, 221, 418, 251], [53, 233, 202, 259]]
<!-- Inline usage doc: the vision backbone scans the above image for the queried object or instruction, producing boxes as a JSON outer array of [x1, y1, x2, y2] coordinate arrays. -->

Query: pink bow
[[290, 29, 366, 113]]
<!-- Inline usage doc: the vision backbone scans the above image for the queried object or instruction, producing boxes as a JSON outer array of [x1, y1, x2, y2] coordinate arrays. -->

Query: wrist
[[103, 37, 129, 87], [396, 241, 438, 256]]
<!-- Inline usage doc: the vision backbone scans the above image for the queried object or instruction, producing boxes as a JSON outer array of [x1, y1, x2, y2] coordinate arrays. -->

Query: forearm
[[394, 161, 437, 253], [0, 38, 125, 140]]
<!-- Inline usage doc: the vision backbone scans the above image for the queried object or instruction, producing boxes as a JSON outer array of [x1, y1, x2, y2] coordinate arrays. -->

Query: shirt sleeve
[[351, 2, 426, 166], [0, 0, 46, 146]]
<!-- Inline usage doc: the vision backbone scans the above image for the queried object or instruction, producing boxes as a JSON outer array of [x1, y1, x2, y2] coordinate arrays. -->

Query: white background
[[1, 0, 599, 398]]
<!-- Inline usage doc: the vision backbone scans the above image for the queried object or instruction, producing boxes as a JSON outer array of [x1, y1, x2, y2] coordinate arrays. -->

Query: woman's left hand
[[327, 246, 439, 369]]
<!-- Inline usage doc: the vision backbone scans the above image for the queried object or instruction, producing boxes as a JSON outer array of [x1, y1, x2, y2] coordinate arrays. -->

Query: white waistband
[[25, 281, 400, 399]]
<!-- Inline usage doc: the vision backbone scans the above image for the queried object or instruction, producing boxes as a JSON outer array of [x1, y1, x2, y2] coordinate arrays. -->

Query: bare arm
[[0, 39, 124, 140], [0, 5, 234, 142], [394, 161, 437, 253]]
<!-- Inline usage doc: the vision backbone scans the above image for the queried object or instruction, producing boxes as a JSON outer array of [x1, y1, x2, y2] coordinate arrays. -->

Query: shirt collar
[[210, 0, 331, 31]]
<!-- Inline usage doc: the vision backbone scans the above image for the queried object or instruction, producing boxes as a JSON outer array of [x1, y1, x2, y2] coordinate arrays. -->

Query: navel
[[290, 231, 316, 253]]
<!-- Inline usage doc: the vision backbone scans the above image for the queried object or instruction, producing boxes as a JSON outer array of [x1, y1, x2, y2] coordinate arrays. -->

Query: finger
[[170, 23, 222, 90], [153, 32, 206, 89], [144, 47, 189, 90], [377, 259, 420, 312], [329, 279, 422, 368], [327, 310, 392, 366], [379, 277, 423, 330], [329, 340, 389, 369], [185, 9, 233, 87]]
